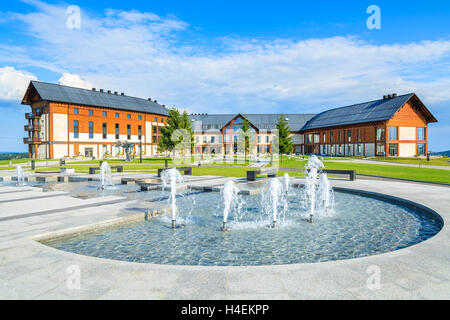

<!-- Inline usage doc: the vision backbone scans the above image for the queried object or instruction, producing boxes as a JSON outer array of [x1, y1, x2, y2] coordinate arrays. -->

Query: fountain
[[303, 155, 324, 223], [318, 173, 334, 214], [221, 181, 240, 231], [262, 178, 284, 228], [98, 161, 113, 190], [161, 168, 184, 229], [16, 165, 25, 186], [283, 173, 290, 195]]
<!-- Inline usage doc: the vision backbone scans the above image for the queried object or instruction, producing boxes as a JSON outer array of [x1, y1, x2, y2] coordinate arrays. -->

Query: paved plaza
[[0, 172, 449, 299]]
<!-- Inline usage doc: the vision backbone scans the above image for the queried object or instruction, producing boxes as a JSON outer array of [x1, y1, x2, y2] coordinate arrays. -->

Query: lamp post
[[139, 138, 142, 164]]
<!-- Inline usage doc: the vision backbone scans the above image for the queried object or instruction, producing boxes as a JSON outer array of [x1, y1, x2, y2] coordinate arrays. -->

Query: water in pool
[[42, 188, 442, 266]]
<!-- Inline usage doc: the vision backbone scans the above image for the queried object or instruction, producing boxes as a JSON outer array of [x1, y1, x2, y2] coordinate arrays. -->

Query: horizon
[[1, 0, 449, 152]]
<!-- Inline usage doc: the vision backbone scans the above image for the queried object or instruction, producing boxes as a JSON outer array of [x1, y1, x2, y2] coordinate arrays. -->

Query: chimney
[[107, 90, 111, 94], [154, 100, 157, 104], [92, 88, 96, 91], [100, 89, 104, 93], [148, 98, 152, 101], [114, 91, 118, 95], [392, 93, 397, 98], [121, 93, 125, 96]]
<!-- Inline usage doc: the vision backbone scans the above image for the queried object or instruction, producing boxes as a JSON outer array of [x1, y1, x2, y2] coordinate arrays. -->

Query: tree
[[158, 108, 182, 155], [241, 115, 251, 163], [276, 114, 293, 163], [180, 110, 194, 157]]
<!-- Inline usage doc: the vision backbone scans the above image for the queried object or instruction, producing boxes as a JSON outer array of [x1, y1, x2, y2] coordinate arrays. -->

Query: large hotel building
[[22, 81, 437, 159]]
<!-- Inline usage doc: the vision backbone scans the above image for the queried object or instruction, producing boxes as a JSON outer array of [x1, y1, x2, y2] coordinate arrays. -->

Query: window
[[357, 144, 362, 155], [138, 115, 142, 120], [115, 113, 119, 118], [388, 127, 398, 140], [338, 131, 341, 142], [203, 136, 207, 143], [357, 128, 361, 141], [339, 145, 343, 154], [323, 133, 326, 143], [88, 121, 93, 139], [102, 123, 107, 139], [153, 127, 157, 134], [127, 124, 131, 140], [138, 125, 142, 140], [376, 143, 385, 156], [417, 143, 426, 156], [195, 136, 199, 143], [73, 108, 79, 115], [154, 117, 158, 122], [417, 128, 426, 140], [127, 114, 131, 119], [161, 118, 164, 123], [376, 128, 385, 141], [152, 136, 157, 144], [115, 124, 119, 139], [257, 136, 261, 143], [73, 120, 79, 138], [389, 143, 398, 157], [88, 110, 93, 116], [218, 136, 222, 143], [265, 136, 269, 143], [102, 145, 108, 155], [313, 133, 320, 144], [102, 111, 107, 117], [211, 136, 215, 144], [115, 145, 120, 155], [347, 130, 351, 142], [330, 132, 334, 143]]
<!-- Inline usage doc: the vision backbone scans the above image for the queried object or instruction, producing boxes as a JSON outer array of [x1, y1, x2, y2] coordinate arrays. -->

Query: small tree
[[158, 108, 182, 155], [242, 115, 251, 163], [276, 114, 293, 163]]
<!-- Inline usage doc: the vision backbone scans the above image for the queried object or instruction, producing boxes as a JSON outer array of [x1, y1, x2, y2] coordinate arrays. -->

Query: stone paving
[[0, 173, 449, 300]]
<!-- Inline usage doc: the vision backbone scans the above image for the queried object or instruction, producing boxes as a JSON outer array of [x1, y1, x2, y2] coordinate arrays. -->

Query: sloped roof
[[301, 93, 423, 131], [22, 81, 169, 116], [189, 113, 316, 132]]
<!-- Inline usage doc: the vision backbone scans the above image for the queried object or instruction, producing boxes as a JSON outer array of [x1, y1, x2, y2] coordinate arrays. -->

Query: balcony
[[25, 112, 42, 120], [24, 124, 41, 131], [23, 137, 41, 144]]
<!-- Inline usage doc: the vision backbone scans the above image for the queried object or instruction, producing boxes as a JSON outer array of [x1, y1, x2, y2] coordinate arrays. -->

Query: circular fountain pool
[[42, 188, 443, 266]]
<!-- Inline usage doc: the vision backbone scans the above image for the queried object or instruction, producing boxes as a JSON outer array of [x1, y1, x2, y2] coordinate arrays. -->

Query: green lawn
[[24, 156, 450, 184], [367, 157, 450, 167]]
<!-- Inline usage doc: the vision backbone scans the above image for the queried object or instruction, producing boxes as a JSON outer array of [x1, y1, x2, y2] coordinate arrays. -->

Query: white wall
[[399, 143, 416, 157], [53, 114, 68, 141], [399, 127, 416, 140], [53, 144, 67, 158]]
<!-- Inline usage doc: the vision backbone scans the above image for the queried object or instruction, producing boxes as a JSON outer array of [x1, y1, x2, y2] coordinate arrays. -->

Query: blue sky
[[0, 0, 449, 152]]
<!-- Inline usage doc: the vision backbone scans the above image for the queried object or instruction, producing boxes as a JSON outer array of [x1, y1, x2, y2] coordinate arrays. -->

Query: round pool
[[42, 188, 443, 266]]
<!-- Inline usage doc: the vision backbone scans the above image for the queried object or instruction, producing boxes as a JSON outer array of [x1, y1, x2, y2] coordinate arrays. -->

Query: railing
[[25, 112, 42, 120], [24, 124, 41, 131], [23, 137, 41, 143]]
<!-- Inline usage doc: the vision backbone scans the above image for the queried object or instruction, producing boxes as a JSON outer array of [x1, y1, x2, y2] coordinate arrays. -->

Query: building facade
[[22, 81, 169, 159], [22, 81, 437, 159]]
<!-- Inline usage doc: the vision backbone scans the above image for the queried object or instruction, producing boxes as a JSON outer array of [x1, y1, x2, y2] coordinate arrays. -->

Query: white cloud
[[0, 66, 37, 101], [58, 73, 93, 90]]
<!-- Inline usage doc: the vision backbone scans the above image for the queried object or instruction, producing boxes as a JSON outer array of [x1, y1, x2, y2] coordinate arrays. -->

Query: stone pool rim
[[30, 184, 444, 268]]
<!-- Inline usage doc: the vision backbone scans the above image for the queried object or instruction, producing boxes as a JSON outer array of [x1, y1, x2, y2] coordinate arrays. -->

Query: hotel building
[[22, 81, 437, 159]]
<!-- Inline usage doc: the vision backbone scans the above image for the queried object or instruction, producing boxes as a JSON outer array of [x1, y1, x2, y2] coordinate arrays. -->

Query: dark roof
[[22, 81, 169, 116], [301, 93, 418, 131], [189, 113, 316, 132]]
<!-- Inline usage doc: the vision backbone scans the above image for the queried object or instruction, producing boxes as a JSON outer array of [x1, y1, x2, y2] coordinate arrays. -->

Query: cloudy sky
[[1, 0, 449, 151]]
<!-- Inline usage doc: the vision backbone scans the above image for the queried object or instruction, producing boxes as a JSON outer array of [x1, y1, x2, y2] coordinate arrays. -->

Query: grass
[[21, 155, 450, 184], [0, 158, 47, 166], [367, 157, 450, 167]]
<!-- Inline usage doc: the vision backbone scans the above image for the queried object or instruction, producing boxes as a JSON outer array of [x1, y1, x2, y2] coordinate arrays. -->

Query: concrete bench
[[89, 166, 123, 174], [321, 169, 356, 181], [60, 167, 75, 174], [157, 167, 192, 177], [247, 168, 278, 181]]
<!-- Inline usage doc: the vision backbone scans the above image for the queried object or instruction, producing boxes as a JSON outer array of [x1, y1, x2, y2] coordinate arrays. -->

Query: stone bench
[[89, 166, 123, 174], [321, 169, 356, 181], [60, 167, 75, 174], [247, 168, 278, 181], [157, 167, 192, 177]]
